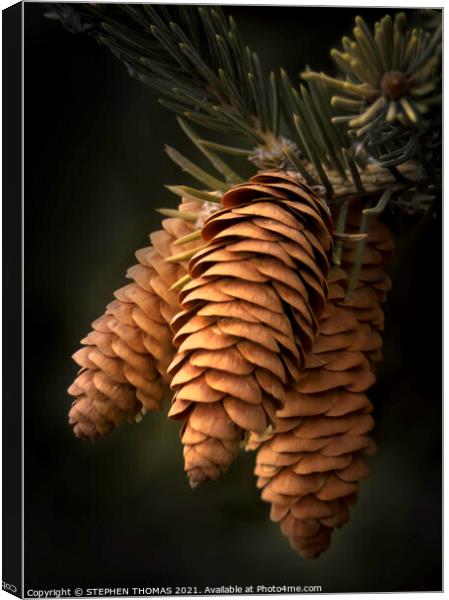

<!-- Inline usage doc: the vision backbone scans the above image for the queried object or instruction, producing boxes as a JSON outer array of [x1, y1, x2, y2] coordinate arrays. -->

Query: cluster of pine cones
[[67, 170, 394, 559]]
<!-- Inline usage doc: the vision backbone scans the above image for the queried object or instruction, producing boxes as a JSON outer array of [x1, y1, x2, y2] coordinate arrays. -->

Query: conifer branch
[[301, 12, 442, 170], [48, 5, 441, 210], [46, 4, 278, 145]]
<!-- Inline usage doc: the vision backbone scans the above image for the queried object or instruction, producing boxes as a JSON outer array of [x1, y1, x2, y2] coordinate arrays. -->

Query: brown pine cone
[[168, 171, 333, 487], [251, 209, 395, 559], [341, 208, 395, 355], [68, 199, 205, 440]]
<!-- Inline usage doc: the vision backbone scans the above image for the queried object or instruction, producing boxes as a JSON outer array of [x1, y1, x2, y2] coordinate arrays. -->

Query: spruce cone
[[251, 210, 395, 559], [68, 199, 205, 439], [168, 171, 333, 487], [340, 208, 395, 360]]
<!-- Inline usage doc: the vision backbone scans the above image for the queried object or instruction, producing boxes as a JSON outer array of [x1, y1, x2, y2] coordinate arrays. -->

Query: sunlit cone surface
[[250, 208, 395, 558], [68, 199, 204, 440], [168, 171, 334, 487]]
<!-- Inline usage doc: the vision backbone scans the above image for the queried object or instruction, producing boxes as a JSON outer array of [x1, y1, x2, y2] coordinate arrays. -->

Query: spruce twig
[[48, 4, 276, 146]]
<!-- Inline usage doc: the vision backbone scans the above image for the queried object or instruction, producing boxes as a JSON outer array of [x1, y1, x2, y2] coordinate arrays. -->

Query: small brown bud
[[381, 70, 409, 100]]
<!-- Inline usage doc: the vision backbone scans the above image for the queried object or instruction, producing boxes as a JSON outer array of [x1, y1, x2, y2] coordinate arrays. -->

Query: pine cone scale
[[169, 172, 333, 486], [252, 208, 395, 559], [67, 201, 205, 439]]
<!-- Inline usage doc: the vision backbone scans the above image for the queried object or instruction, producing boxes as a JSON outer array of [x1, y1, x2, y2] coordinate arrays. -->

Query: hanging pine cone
[[341, 208, 395, 358], [68, 198, 205, 439], [250, 209, 395, 558], [168, 171, 333, 487]]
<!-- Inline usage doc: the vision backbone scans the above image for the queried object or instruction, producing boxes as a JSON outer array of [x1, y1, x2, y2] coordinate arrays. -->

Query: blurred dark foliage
[[24, 4, 441, 593]]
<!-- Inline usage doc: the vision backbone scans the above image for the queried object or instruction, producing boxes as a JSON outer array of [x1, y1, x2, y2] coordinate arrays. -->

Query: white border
[[0, 1, 444, 599]]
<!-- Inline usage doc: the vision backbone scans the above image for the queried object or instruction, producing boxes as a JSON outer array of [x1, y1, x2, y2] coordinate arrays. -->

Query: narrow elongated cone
[[168, 171, 334, 487], [68, 199, 205, 439], [341, 209, 394, 356], [251, 210, 395, 558]]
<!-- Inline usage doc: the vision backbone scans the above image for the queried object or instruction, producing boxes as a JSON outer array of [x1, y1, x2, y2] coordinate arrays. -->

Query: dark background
[[24, 4, 442, 594]]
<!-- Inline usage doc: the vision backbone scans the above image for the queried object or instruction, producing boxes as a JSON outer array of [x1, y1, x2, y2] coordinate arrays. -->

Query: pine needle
[[173, 230, 202, 246], [156, 208, 198, 222], [170, 273, 193, 291]]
